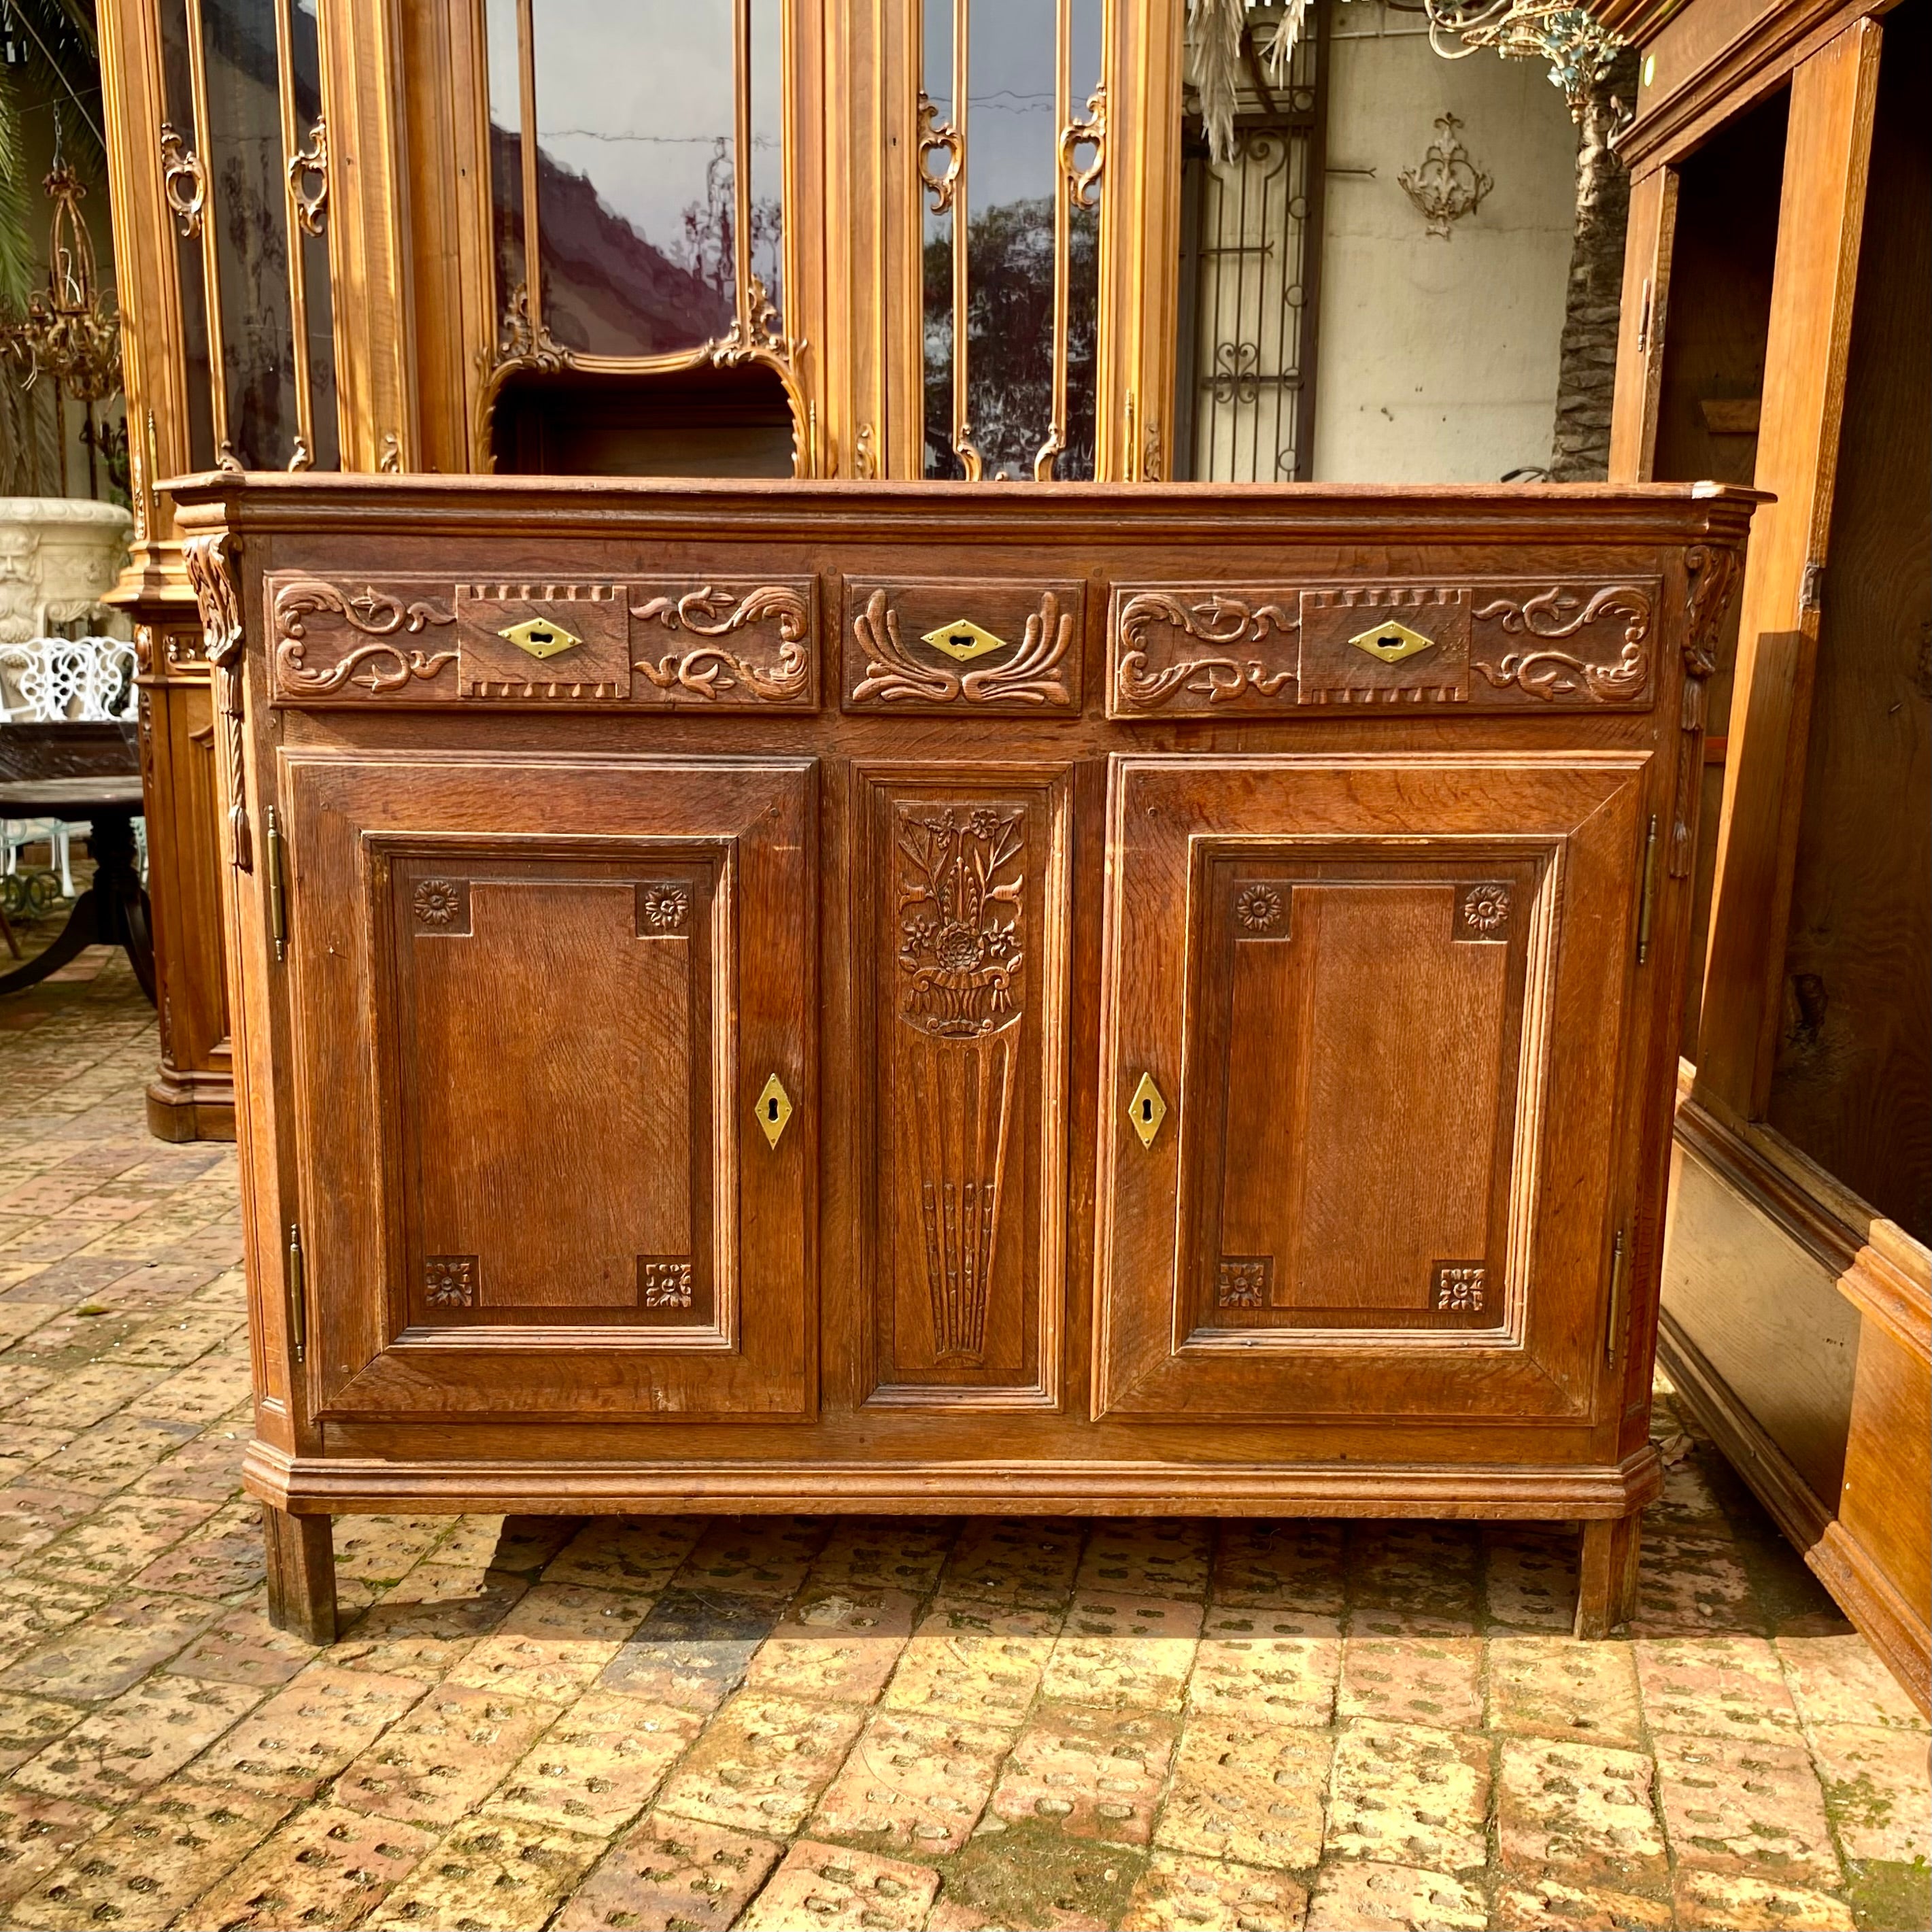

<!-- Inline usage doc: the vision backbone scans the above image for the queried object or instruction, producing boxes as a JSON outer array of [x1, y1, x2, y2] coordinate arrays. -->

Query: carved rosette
[[640, 1260, 694, 1310], [630, 583, 813, 703], [1672, 543, 1746, 877], [424, 1255, 476, 1308], [273, 579, 458, 695], [184, 531, 253, 872], [896, 806, 1028, 1368], [1113, 592, 1299, 711]]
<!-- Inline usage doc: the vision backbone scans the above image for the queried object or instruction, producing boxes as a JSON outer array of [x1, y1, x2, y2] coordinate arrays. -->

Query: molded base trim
[[1659, 1305, 1929, 1714], [243, 1439, 1661, 1519], [146, 1071, 236, 1142]]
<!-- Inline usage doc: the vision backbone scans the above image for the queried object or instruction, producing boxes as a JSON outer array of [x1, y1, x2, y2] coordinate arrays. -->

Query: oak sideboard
[[169, 475, 1757, 1644]]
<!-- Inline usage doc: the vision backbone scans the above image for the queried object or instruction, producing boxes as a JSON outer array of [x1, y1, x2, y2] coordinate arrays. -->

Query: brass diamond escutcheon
[[1128, 1071, 1168, 1149], [1349, 618, 1438, 665], [498, 615, 583, 660], [922, 617, 1009, 662], [755, 1074, 794, 1149]]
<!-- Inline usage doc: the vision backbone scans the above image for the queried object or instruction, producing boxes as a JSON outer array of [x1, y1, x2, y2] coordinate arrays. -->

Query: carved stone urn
[[0, 497, 133, 642]]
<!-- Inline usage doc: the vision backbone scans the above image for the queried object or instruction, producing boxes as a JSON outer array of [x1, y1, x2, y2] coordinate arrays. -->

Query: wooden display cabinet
[[170, 471, 1754, 1645], [1606, 0, 1930, 1709]]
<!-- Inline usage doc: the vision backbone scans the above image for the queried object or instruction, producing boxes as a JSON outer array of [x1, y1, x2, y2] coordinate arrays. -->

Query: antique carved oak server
[[170, 474, 1755, 1644]]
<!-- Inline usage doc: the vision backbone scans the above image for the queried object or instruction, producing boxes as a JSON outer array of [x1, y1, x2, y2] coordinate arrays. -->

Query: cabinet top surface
[[168, 473, 1765, 547]]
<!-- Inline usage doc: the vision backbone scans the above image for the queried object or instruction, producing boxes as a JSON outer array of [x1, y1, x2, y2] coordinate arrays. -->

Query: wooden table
[[0, 723, 156, 1001]]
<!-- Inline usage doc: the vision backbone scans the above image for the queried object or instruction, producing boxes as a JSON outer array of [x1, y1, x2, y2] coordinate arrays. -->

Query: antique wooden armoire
[[1605, 0, 1930, 1708], [174, 471, 1755, 1642]]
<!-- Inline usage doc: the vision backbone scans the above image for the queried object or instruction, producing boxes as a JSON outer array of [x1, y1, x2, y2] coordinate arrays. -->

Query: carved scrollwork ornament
[[1114, 592, 1299, 709], [1472, 583, 1653, 700], [159, 122, 205, 237], [853, 589, 1073, 707], [184, 534, 244, 668], [916, 90, 964, 213], [1060, 84, 1106, 209], [1670, 542, 1745, 877], [287, 117, 328, 235], [184, 532, 254, 871], [630, 584, 811, 702], [272, 579, 458, 694]]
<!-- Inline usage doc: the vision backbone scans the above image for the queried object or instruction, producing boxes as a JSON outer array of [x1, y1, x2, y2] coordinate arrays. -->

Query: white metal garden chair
[[0, 636, 142, 898]]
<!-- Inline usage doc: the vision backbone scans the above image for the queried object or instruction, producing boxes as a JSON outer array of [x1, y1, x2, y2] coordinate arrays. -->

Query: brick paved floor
[[0, 943, 1926, 1931]]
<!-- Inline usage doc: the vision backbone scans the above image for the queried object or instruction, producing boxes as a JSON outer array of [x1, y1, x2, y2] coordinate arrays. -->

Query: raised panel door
[[282, 753, 815, 1421], [1096, 753, 1650, 1423]]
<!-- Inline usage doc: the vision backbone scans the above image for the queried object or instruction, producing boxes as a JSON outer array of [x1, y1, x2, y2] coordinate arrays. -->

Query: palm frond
[[0, 69, 36, 313]]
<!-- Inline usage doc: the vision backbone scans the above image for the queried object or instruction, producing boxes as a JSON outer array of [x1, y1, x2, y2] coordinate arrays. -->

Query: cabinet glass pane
[[531, 0, 736, 356], [201, 0, 301, 467], [156, 0, 216, 473], [486, 0, 525, 311], [922, 0, 1104, 481], [288, 0, 337, 469], [751, 0, 784, 319]]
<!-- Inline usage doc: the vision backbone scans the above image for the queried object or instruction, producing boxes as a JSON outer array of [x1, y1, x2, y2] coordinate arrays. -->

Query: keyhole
[[1378, 632, 1400, 651], [1140, 1098, 1153, 1122], [529, 628, 554, 645], [950, 634, 972, 651], [767, 1098, 781, 1121]]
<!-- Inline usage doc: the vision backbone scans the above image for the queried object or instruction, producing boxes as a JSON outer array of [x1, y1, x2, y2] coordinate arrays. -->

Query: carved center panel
[[865, 770, 1070, 1406]]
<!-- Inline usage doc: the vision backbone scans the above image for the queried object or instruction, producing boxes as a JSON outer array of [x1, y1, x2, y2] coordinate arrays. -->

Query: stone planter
[[0, 496, 133, 642]]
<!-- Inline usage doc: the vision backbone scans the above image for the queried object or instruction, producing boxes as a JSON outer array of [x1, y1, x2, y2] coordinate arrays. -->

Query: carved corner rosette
[[271, 579, 458, 696], [1113, 590, 1299, 711], [184, 532, 254, 872], [630, 583, 812, 703], [853, 588, 1074, 708], [1471, 583, 1654, 702], [1670, 543, 1745, 878]]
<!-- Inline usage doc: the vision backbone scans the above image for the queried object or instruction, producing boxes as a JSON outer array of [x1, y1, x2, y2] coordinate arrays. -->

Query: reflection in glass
[[288, 0, 337, 469], [201, 0, 300, 467], [1176, 27, 1320, 481], [531, 0, 736, 356], [485, 0, 524, 323], [156, 0, 215, 471], [922, 0, 1104, 480], [749, 0, 785, 318]]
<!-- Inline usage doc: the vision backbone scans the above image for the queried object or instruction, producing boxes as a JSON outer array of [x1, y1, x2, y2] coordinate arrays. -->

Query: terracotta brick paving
[[0, 945, 1927, 1931]]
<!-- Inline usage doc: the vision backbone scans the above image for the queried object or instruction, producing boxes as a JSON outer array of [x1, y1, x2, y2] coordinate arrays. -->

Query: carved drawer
[[1107, 577, 1663, 716]]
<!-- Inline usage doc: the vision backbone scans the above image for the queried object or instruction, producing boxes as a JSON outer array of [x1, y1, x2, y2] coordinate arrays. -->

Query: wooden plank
[[1608, 165, 1676, 486], [1695, 18, 1882, 1117], [1764, 3, 1932, 1240]]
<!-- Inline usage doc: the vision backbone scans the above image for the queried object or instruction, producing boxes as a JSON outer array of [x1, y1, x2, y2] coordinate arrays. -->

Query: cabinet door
[[1096, 754, 1648, 1423], [283, 753, 815, 1421]]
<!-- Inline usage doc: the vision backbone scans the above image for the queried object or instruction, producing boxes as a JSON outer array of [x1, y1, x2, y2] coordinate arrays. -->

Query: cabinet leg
[[262, 1505, 337, 1645], [1574, 1514, 1642, 1638]]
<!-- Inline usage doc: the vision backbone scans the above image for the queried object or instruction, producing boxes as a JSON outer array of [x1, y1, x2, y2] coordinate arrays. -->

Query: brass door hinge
[[266, 806, 288, 961], [1604, 1227, 1629, 1363], [1636, 814, 1659, 965], [286, 1222, 307, 1365]]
